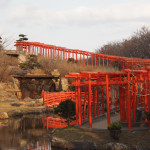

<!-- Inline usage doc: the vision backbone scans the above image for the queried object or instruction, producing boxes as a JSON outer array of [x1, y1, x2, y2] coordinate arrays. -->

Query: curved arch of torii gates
[[15, 41, 150, 69], [15, 41, 150, 129]]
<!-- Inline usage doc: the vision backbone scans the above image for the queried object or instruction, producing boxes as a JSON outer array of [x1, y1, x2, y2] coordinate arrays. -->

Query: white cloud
[[3, 0, 150, 51], [8, 1, 150, 27], [0, 0, 11, 5], [0, 0, 11, 9], [0, 27, 3, 34]]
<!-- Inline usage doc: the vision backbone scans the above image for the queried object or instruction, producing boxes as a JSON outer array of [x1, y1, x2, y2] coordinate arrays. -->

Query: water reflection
[[0, 115, 72, 150], [22, 141, 52, 150], [42, 116, 76, 130]]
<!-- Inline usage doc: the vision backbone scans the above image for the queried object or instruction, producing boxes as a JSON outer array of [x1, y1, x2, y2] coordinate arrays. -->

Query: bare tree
[[0, 36, 3, 51], [96, 26, 150, 58]]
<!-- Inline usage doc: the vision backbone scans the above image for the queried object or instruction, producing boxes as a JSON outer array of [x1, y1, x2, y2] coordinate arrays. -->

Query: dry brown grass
[[28, 68, 45, 75], [38, 55, 119, 77], [0, 51, 18, 82]]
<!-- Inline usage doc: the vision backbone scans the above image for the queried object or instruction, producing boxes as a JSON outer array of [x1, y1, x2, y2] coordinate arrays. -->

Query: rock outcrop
[[0, 112, 9, 119], [0, 82, 19, 101], [61, 78, 68, 91], [105, 142, 128, 150]]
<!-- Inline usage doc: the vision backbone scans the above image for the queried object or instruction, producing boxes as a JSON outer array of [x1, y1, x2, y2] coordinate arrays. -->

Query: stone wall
[[18, 78, 56, 99], [13, 76, 68, 99]]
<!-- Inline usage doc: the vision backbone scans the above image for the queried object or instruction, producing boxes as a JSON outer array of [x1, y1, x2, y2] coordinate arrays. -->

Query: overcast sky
[[1, 0, 150, 51]]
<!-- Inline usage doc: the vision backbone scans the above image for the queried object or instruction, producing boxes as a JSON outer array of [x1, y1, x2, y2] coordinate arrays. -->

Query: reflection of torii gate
[[15, 41, 150, 69], [42, 116, 76, 130], [24, 143, 52, 150]]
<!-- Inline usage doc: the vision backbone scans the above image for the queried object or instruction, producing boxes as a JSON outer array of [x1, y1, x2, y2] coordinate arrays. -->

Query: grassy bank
[[0, 100, 53, 117], [53, 127, 150, 149]]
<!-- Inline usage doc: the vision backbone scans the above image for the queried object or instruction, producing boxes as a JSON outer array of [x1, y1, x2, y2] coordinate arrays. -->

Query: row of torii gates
[[16, 41, 150, 129], [15, 41, 150, 69]]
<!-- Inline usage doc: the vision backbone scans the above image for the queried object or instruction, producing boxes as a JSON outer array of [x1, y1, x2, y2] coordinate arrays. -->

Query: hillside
[[96, 26, 150, 58]]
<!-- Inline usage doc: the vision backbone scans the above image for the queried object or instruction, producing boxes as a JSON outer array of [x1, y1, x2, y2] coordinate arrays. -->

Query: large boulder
[[9, 67, 27, 76], [61, 78, 68, 91], [18, 54, 27, 63], [0, 82, 20, 101], [9, 78, 22, 99], [51, 69, 60, 77], [7, 109, 23, 117], [0, 112, 8, 119]]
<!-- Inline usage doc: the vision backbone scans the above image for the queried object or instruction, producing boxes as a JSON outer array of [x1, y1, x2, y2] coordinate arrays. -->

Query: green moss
[[53, 128, 100, 142], [54, 129, 83, 141], [19, 55, 40, 69], [108, 122, 121, 130]]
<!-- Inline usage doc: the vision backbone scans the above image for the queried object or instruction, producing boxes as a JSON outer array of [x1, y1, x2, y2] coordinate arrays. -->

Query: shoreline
[[0, 99, 54, 117]]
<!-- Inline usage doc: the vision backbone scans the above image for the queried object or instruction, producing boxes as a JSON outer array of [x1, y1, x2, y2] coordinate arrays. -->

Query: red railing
[[15, 41, 150, 69], [42, 90, 92, 107], [42, 91, 75, 107]]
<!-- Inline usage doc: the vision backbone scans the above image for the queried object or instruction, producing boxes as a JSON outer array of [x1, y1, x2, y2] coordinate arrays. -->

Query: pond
[[0, 115, 70, 150]]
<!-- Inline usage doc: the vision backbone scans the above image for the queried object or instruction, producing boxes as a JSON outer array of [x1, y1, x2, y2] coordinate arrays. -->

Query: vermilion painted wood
[[66, 71, 150, 129], [106, 74, 111, 125], [83, 86, 87, 120], [42, 116, 76, 129], [88, 74, 92, 128], [92, 87, 95, 118], [15, 41, 150, 69], [42, 68, 150, 130], [96, 86, 99, 116], [119, 86, 123, 122], [115, 85, 117, 110], [16, 41, 150, 130]]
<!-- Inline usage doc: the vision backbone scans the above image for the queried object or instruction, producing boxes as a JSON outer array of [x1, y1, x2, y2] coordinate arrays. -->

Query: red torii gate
[[15, 41, 150, 69], [65, 68, 150, 130], [15, 41, 125, 68], [15, 40, 150, 130], [41, 69, 150, 130]]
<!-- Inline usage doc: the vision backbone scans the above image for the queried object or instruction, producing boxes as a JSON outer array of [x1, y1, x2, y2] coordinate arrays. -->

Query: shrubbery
[[19, 55, 40, 69], [54, 99, 75, 118], [108, 122, 121, 130], [108, 122, 122, 140]]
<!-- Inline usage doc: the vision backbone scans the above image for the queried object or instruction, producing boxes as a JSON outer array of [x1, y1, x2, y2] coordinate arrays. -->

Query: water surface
[[0, 115, 66, 150]]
